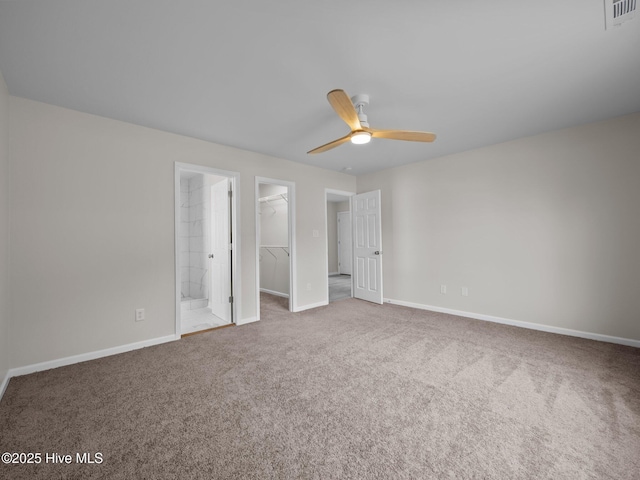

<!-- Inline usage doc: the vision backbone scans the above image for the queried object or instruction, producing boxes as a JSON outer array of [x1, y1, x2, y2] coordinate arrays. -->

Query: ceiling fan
[[307, 89, 436, 154]]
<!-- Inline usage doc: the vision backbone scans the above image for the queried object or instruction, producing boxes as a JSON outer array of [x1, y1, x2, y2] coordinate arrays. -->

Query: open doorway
[[175, 163, 239, 336], [326, 189, 355, 303], [256, 177, 295, 318]]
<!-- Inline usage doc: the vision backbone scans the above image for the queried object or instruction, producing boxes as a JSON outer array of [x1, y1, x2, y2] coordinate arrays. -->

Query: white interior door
[[209, 178, 231, 322], [338, 211, 352, 275], [352, 190, 383, 304]]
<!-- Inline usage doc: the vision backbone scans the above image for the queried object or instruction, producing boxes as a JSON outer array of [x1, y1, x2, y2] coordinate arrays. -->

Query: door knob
[[374, 251, 381, 255], [208, 254, 214, 259]]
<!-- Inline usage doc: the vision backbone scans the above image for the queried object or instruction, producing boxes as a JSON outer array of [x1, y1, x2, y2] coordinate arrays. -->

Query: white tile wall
[[189, 237, 204, 254], [180, 267, 190, 284], [179, 173, 210, 303]]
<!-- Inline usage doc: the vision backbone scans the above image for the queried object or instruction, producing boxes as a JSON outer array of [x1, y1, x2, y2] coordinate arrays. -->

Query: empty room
[[0, 1, 639, 479]]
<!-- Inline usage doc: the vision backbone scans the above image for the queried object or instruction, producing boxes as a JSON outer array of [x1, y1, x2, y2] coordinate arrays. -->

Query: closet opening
[[325, 189, 355, 304], [255, 177, 295, 318], [175, 163, 239, 337]]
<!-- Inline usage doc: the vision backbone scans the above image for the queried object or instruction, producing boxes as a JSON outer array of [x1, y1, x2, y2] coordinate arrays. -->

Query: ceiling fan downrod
[[351, 94, 370, 128]]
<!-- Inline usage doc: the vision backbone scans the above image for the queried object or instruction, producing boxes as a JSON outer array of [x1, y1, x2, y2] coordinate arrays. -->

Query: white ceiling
[[0, 1, 638, 176]]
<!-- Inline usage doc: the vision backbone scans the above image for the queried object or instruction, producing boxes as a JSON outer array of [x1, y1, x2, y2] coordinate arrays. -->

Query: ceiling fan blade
[[327, 89, 361, 131], [307, 133, 352, 154], [368, 128, 436, 143]]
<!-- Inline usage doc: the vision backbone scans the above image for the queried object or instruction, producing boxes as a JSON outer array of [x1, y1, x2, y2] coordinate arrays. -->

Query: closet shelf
[[260, 245, 289, 258], [259, 193, 288, 203], [258, 193, 288, 213]]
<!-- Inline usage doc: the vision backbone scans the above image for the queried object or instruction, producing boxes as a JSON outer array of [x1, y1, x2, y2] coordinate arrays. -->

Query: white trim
[[175, 163, 241, 336], [293, 300, 328, 312], [0, 371, 10, 401], [328, 271, 339, 276], [384, 298, 640, 348], [7, 334, 178, 380], [255, 177, 297, 320], [236, 316, 259, 326], [260, 288, 290, 298], [324, 189, 355, 305], [326, 188, 357, 197]]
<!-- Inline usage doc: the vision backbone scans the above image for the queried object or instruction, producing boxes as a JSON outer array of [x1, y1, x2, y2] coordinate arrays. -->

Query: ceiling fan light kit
[[307, 89, 436, 155], [351, 131, 372, 144]]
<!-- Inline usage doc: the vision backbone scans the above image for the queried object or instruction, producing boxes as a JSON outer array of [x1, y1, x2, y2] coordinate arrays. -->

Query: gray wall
[[8, 96, 356, 368], [358, 112, 640, 341], [0, 71, 9, 385]]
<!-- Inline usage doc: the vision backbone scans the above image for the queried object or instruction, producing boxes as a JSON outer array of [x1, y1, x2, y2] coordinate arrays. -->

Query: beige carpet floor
[[1, 293, 639, 479]]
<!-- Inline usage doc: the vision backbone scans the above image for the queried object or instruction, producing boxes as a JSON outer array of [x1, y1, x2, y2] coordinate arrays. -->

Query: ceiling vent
[[605, 0, 637, 29]]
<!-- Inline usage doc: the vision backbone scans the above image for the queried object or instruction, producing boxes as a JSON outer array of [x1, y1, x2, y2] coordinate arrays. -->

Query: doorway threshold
[[181, 323, 234, 338]]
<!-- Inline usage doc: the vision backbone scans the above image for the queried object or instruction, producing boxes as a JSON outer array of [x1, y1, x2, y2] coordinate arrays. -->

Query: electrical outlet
[[306, 283, 312, 291], [135, 308, 145, 322], [440, 284, 447, 294], [461, 287, 469, 297], [312, 230, 319, 238]]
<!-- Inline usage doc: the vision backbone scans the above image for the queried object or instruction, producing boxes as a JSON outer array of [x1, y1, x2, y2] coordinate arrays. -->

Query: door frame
[[174, 162, 241, 337], [255, 176, 296, 319], [324, 188, 355, 304]]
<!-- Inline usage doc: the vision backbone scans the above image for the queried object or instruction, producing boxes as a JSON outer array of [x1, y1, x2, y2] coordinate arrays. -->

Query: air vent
[[605, 0, 637, 29]]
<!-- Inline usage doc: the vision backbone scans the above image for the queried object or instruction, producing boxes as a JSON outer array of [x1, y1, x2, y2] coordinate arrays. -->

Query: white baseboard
[[236, 316, 258, 326], [384, 298, 640, 348], [0, 370, 10, 402], [260, 288, 289, 298], [7, 334, 179, 380], [293, 300, 328, 313]]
